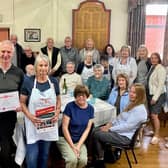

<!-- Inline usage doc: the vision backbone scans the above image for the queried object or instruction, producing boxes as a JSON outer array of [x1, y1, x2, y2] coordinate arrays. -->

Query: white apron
[[25, 78, 58, 144]]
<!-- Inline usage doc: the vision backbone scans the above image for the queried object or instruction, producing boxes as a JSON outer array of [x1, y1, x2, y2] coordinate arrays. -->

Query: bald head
[[25, 64, 35, 76], [10, 34, 18, 45]]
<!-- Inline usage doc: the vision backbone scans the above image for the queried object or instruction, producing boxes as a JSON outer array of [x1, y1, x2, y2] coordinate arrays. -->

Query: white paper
[[0, 91, 20, 112]]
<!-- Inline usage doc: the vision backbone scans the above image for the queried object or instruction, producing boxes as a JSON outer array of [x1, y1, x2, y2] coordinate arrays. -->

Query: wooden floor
[[106, 124, 168, 168]]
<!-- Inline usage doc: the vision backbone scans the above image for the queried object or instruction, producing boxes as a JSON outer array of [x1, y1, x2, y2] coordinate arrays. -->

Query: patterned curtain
[[163, 10, 168, 66], [127, 0, 145, 57]]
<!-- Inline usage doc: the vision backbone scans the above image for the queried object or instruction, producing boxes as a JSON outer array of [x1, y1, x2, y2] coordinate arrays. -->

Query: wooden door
[[0, 28, 10, 41], [72, 0, 111, 51]]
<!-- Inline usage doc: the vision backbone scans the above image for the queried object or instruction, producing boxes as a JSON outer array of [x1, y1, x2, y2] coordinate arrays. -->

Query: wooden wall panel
[[0, 28, 9, 41], [72, 0, 111, 51]]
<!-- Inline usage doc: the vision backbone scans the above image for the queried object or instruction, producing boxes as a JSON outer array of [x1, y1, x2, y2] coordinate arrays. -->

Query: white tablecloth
[[61, 94, 116, 127]]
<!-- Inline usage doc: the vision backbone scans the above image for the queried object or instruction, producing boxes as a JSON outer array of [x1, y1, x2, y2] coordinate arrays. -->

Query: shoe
[[165, 142, 168, 148], [135, 141, 141, 148], [150, 136, 159, 145], [94, 160, 105, 168]]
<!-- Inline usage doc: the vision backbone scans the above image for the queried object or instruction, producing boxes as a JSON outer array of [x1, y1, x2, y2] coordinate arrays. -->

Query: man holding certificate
[[20, 54, 61, 168], [0, 40, 24, 168]]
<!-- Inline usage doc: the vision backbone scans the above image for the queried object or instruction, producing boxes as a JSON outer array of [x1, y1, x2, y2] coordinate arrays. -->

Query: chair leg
[[131, 149, 138, 164], [124, 150, 132, 168]]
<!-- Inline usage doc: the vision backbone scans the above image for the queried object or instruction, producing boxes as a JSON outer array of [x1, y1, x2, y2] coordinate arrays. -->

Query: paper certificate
[[0, 91, 20, 112]]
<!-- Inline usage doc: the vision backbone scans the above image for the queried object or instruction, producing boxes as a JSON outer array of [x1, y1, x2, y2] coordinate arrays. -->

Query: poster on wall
[[24, 28, 41, 42]]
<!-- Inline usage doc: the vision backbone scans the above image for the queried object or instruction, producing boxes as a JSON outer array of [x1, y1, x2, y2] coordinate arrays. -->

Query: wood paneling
[[72, 0, 111, 51], [0, 28, 9, 41]]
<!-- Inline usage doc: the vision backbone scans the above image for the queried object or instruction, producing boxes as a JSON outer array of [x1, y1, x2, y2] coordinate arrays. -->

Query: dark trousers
[[93, 128, 130, 158], [0, 137, 19, 168]]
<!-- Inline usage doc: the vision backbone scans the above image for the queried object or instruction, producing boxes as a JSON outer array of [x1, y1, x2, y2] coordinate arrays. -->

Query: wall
[[0, 0, 128, 51]]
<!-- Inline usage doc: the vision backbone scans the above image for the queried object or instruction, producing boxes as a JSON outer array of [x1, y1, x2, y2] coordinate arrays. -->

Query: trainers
[[150, 136, 159, 145], [135, 141, 141, 148], [165, 142, 168, 148]]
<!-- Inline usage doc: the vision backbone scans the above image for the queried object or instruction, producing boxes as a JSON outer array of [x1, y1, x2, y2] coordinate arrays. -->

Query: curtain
[[127, 0, 145, 57], [163, 10, 168, 66], [145, 0, 168, 4]]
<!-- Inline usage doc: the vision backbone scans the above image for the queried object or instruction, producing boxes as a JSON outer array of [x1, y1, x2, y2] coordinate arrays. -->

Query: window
[[145, 4, 168, 58]]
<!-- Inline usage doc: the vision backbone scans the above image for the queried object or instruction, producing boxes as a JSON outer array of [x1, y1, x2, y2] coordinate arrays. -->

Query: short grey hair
[[93, 64, 104, 73], [66, 61, 75, 66], [0, 40, 14, 53], [34, 54, 51, 74]]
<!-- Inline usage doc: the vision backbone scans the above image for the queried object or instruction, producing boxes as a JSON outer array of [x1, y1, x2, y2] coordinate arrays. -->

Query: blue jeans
[[26, 140, 51, 168]]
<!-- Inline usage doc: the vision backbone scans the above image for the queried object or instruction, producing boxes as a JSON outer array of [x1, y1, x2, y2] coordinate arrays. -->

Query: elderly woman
[[135, 45, 151, 84], [20, 54, 61, 168], [108, 73, 129, 115], [93, 83, 147, 168], [146, 52, 166, 145], [56, 85, 94, 168], [59, 61, 82, 94], [77, 52, 96, 84], [86, 64, 110, 100], [112, 45, 137, 85]]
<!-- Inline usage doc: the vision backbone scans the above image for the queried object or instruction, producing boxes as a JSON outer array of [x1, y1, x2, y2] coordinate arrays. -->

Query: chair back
[[129, 121, 148, 147]]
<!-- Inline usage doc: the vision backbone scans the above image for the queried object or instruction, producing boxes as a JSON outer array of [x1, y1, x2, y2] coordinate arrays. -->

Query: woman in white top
[[112, 45, 137, 85], [77, 52, 95, 84], [146, 52, 166, 145]]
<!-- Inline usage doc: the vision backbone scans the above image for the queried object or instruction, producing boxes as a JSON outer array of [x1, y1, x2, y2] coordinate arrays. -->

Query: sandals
[[150, 136, 159, 145]]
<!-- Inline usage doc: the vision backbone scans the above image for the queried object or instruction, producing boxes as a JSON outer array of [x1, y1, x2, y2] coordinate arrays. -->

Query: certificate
[[0, 91, 20, 112]]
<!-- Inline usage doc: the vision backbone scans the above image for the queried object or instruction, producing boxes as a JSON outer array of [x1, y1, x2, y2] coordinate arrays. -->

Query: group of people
[[0, 34, 167, 168]]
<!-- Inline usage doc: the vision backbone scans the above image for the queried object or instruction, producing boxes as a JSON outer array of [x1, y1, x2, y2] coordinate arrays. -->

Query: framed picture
[[24, 28, 41, 42]]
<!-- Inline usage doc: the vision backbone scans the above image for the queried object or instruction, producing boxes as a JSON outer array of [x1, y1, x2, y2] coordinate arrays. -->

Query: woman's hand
[[15, 107, 22, 112], [100, 125, 109, 132], [27, 113, 42, 125], [100, 122, 112, 132], [51, 111, 60, 122], [71, 145, 80, 158]]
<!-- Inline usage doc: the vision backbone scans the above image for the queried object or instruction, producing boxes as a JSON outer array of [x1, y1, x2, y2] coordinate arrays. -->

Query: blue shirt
[[108, 87, 129, 114], [63, 101, 94, 143], [20, 76, 60, 104], [109, 104, 147, 139]]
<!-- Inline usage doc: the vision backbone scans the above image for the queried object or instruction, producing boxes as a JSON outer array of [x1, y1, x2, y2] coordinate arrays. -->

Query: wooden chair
[[106, 121, 148, 168]]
